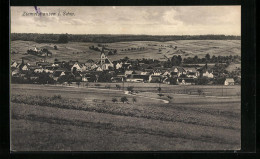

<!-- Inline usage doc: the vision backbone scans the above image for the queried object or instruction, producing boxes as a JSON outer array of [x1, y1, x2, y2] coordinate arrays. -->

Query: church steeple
[[100, 51, 106, 66]]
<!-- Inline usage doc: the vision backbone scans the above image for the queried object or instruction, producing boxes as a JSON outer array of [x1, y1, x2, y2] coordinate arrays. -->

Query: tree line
[[11, 33, 241, 43]]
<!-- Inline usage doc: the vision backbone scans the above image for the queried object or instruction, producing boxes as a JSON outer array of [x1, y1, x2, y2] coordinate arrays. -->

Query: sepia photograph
[[10, 6, 241, 151]]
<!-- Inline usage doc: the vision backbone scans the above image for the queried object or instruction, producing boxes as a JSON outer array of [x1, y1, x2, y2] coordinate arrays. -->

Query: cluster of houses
[[27, 47, 53, 57], [11, 51, 235, 85]]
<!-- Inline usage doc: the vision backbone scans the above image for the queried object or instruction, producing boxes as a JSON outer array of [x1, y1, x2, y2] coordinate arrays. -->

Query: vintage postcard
[[10, 6, 241, 151]]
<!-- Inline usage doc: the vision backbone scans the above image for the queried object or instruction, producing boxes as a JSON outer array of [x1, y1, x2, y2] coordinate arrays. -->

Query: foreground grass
[[11, 94, 240, 130]]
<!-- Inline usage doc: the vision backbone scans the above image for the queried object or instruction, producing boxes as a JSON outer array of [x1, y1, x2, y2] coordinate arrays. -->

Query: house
[[183, 67, 198, 73], [162, 70, 171, 77], [111, 76, 124, 82], [11, 61, 18, 68], [202, 70, 214, 78], [126, 74, 149, 82], [95, 66, 103, 72], [141, 71, 150, 75], [186, 72, 199, 78], [170, 72, 178, 78], [125, 70, 133, 76], [71, 62, 85, 72], [152, 69, 162, 76], [36, 62, 50, 68], [149, 75, 162, 83], [177, 78, 195, 85], [171, 66, 186, 77], [162, 77, 170, 84], [224, 78, 235, 85], [115, 62, 123, 69], [17, 63, 28, 71], [11, 69, 20, 77], [132, 70, 142, 75], [52, 68, 69, 81], [91, 64, 98, 70]]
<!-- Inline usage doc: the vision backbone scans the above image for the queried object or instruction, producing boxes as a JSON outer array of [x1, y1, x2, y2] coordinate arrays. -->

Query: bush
[[121, 96, 128, 103], [105, 85, 111, 89], [197, 89, 203, 96], [167, 95, 173, 99], [158, 94, 164, 97], [116, 84, 121, 90], [94, 84, 101, 87], [112, 98, 118, 103], [132, 97, 137, 103], [52, 95, 62, 100], [127, 86, 134, 92]]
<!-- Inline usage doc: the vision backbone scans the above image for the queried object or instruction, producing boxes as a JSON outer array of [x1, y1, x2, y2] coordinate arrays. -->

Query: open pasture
[[11, 40, 240, 64], [10, 84, 240, 151]]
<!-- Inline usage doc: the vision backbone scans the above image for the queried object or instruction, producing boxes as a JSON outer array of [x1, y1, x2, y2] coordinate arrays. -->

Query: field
[[10, 40, 241, 63], [10, 83, 241, 151]]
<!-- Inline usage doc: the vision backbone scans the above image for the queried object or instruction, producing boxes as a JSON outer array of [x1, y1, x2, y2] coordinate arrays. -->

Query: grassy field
[[10, 40, 240, 63], [10, 84, 241, 151]]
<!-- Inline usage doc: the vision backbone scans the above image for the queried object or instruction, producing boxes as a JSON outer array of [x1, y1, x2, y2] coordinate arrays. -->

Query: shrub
[[197, 89, 203, 96], [105, 85, 111, 89], [167, 95, 173, 99], [132, 97, 137, 103], [116, 84, 121, 90], [127, 86, 134, 92], [121, 96, 128, 103], [52, 95, 62, 100], [158, 94, 164, 97], [157, 87, 162, 93], [94, 84, 101, 87], [112, 98, 118, 103]]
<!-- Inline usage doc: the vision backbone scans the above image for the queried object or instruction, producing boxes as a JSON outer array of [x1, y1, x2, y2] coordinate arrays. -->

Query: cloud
[[11, 6, 241, 35]]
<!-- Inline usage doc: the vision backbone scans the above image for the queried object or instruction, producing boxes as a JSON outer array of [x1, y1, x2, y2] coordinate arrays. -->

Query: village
[[11, 46, 240, 86]]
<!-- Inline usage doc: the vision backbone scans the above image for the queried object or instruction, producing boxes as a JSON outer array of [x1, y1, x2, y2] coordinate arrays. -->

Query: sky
[[11, 6, 241, 35]]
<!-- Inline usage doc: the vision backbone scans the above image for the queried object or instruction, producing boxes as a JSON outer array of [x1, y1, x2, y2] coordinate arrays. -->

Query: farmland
[[10, 40, 241, 63], [10, 84, 240, 151]]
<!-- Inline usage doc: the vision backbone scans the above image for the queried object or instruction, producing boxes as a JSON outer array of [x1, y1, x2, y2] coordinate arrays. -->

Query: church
[[97, 49, 114, 71]]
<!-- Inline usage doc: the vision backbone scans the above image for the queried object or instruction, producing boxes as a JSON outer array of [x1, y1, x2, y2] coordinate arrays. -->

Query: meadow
[[10, 40, 241, 63], [10, 84, 241, 151]]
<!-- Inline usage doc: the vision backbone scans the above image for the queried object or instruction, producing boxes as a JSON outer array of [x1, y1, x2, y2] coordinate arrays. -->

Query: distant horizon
[[10, 32, 241, 36]]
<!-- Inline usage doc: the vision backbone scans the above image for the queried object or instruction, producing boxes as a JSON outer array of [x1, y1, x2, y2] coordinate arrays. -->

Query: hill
[[10, 40, 241, 64]]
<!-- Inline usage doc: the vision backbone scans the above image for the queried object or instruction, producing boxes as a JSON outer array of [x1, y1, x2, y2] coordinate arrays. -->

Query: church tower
[[100, 50, 106, 66]]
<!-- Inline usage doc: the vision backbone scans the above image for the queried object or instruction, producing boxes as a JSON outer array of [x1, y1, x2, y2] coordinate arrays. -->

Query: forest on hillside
[[10, 33, 241, 43]]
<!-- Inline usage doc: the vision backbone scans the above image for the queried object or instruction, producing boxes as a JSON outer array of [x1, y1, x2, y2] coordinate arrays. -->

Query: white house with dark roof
[[224, 78, 235, 85], [202, 70, 214, 78]]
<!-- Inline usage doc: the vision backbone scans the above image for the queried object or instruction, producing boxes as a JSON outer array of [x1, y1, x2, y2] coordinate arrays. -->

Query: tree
[[167, 95, 173, 99], [158, 94, 164, 97], [127, 86, 134, 92], [171, 55, 181, 66], [116, 84, 121, 90], [196, 77, 209, 85], [169, 77, 177, 85], [112, 98, 118, 103], [157, 87, 162, 93], [132, 97, 137, 103], [105, 85, 111, 89], [58, 34, 68, 43], [197, 89, 203, 96], [205, 53, 210, 61], [54, 45, 58, 50], [121, 96, 128, 103], [76, 81, 80, 87]]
